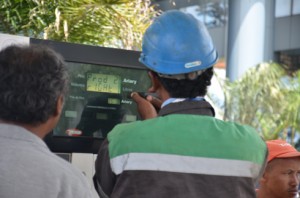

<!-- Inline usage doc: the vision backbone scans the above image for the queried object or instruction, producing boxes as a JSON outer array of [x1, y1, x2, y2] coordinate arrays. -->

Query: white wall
[[0, 33, 29, 50]]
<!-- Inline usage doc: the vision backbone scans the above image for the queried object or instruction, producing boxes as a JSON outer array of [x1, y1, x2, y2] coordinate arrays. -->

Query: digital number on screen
[[86, 73, 121, 94]]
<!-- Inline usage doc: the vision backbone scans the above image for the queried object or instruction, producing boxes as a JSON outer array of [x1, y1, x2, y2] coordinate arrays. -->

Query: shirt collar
[[161, 96, 204, 108]]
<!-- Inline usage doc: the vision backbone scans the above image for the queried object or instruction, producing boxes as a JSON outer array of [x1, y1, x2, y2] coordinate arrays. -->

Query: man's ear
[[148, 71, 161, 93], [54, 95, 64, 116]]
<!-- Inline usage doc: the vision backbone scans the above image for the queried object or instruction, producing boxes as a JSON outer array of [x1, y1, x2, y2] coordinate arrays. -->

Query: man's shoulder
[[0, 139, 93, 197], [108, 114, 259, 138], [38, 149, 87, 179]]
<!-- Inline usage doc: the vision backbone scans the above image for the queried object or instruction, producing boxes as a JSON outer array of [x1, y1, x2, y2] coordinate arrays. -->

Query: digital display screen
[[86, 73, 121, 94], [53, 62, 150, 139]]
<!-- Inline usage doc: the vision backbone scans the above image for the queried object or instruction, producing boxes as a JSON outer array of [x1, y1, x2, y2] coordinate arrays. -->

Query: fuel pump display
[[53, 62, 150, 138]]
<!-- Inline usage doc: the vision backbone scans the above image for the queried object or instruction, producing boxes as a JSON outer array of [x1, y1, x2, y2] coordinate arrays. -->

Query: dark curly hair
[[156, 67, 214, 98], [0, 44, 69, 125]]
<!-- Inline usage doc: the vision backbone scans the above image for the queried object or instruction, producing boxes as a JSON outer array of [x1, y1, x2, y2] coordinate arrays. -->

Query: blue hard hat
[[139, 10, 218, 76]]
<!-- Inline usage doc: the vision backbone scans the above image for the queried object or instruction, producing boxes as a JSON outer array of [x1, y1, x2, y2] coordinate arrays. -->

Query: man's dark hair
[[156, 67, 214, 98], [0, 44, 69, 125]]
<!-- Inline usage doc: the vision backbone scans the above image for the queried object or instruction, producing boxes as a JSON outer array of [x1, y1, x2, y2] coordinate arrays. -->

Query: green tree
[[209, 62, 300, 144], [0, 0, 159, 49]]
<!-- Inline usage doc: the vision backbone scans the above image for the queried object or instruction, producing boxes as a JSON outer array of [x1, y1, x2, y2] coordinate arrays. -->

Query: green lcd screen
[[86, 73, 121, 94]]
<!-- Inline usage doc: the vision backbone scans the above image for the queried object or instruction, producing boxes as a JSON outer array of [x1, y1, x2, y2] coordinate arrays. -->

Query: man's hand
[[131, 92, 162, 120]]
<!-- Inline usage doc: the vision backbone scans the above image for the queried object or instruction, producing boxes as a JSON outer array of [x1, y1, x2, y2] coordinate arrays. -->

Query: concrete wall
[[208, 26, 227, 58], [274, 14, 300, 51], [226, 0, 273, 81]]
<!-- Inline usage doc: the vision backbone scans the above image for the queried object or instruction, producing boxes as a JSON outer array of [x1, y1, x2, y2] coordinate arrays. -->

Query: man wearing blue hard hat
[[94, 10, 267, 198]]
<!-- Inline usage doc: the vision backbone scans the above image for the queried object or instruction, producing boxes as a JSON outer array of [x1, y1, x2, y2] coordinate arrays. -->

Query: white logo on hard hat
[[184, 61, 202, 68]]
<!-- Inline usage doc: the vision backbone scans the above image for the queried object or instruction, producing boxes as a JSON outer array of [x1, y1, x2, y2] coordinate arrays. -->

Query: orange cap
[[266, 139, 300, 162]]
